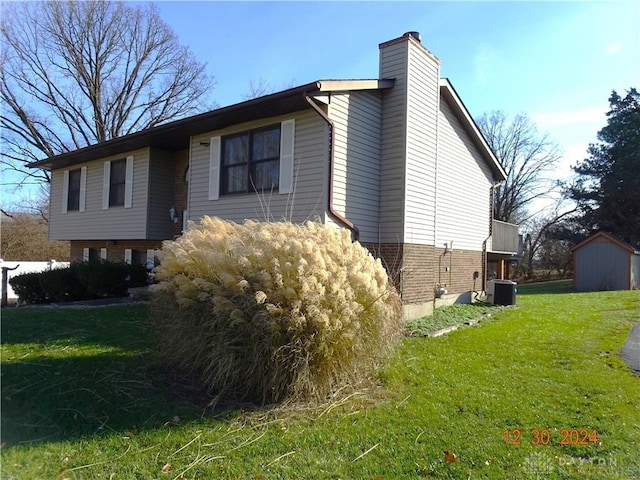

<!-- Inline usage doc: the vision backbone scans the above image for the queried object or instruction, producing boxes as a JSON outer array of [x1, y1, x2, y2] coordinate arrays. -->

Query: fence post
[[1, 264, 20, 307]]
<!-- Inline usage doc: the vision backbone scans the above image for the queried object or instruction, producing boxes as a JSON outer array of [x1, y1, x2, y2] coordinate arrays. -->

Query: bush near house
[[8, 260, 149, 304], [152, 216, 403, 405]]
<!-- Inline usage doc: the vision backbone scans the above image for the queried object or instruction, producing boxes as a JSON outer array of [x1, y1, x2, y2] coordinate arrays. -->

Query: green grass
[[517, 279, 574, 295], [2, 284, 639, 479], [406, 302, 500, 336]]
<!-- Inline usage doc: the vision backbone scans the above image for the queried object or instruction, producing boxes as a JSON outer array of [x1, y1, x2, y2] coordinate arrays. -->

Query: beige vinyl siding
[[188, 110, 327, 225], [403, 39, 440, 245], [328, 91, 383, 243], [379, 36, 441, 245], [146, 148, 177, 240], [435, 96, 494, 251], [378, 39, 408, 243], [49, 148, 150, 240]]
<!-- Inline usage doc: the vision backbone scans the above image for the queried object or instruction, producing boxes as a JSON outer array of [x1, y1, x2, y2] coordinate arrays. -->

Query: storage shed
[[571, 232, 640, 291]]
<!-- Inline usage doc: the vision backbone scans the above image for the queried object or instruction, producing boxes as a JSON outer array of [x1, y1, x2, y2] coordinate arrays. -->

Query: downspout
[[304, 94, 360, 241], [483, 182, 502, 292]]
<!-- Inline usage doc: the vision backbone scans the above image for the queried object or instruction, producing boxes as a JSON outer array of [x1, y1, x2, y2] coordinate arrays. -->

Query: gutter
[[304, 94, 360, 241], [482, 181, 502, 291]]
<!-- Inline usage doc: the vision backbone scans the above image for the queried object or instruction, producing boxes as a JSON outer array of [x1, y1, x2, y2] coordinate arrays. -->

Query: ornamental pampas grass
[[152, 216, 402, 404]]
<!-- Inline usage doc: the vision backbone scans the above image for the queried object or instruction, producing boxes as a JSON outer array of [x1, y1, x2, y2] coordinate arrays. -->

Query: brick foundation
[[70, 240, 163, 263], [362, 242, 484, 311]]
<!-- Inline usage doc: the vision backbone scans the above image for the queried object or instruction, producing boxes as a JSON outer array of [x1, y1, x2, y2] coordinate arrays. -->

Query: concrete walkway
[[621, 321, 640, 377]]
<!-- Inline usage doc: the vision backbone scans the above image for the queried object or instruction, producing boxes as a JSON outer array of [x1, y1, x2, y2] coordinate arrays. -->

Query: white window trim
[[208, 137, 221, 200], [182, 209, 189, 232], [102, 162, 111, 210], [279, 119, 295, 194], [124, 249, 132, 265], [146, 249, 156, 271], [83, 248, 90, 262], [124, 156, 134, 208], [100, 248, 107, 260], [79, 166, 87, 212], [62, 170, 69, 214]]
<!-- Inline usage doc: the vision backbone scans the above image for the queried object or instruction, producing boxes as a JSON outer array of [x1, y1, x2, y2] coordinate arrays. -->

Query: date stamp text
[[503, 428, 599, 446]]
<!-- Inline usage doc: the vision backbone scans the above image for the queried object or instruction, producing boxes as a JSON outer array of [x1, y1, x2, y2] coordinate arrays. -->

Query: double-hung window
[[109, 159, 127, 207], [102, 156, 134, 209], [208, 119, 295, 200], [222, 125, 281, 194], [67, 169, 82, 211], [62, 166, 86, 213]]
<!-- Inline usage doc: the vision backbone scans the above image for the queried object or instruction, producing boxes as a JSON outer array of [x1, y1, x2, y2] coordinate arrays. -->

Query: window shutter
[[124, 249, 132, 265], [279, 119, 295, 194], [124, 156, 134, 208], [83, 248, 90, 262], [182, 209, 189, 232], [79, 167, 87, 213], [146, 249, 156, 270], [62, 170, 69, 214], [208, 137, 221, 200], [100, 248, 107, 260], [102, 161, 111, 210]]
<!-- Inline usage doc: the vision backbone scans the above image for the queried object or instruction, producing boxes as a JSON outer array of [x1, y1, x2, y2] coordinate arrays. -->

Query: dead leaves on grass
[[444, 449, 458, 463]]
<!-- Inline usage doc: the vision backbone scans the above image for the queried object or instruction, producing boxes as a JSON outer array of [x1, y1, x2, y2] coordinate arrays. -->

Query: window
[[102, 156, 133, 209], [221, 125, 280, 194], [208, 120, 294, 200], [67, 169, 82, 211], [62, 166, 86, 213], [83, 248, 106, 261], [109, 159, 126, 207], [125, 249, 151, 267]]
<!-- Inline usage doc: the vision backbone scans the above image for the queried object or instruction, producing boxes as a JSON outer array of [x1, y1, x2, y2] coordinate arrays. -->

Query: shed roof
[[570, 231, 640, 254]]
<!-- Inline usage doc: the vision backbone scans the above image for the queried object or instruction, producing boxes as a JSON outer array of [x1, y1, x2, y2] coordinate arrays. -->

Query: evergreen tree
[[567, 88, 640, 247]]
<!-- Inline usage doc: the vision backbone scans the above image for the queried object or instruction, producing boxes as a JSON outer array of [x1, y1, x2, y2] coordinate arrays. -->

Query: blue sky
[[152, 0, 639, 184], [3, 1, 639, 209]]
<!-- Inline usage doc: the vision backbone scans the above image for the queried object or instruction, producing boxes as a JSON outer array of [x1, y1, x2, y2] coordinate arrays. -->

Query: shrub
[[9, 272, 46, 304], [38, 266, 83, 302], [71, 260, 130, 298], [8, 260, 149, 304], [151, 216, 403, 405], [126, 263, 150, 288]]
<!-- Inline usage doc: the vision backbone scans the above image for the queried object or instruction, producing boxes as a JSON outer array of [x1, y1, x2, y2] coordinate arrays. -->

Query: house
[[571, 231, 640, 291], [30, 32, 519, 319]]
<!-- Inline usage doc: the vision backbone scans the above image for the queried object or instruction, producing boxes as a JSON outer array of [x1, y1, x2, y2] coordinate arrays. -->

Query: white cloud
[[473, 44, 502, 86], [604, 42, 623, 56], [562, 144, 590, 168], [531, 108, 607, 128]]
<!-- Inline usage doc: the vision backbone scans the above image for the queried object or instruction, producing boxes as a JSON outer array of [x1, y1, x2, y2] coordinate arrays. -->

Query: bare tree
[[517, 200, 577, 279], [241, 77, 298, 101], [1, 0, 215, 187], [0, 211, 69, 261], [477, 111, 563, 224], [242, 78, 275, 100]]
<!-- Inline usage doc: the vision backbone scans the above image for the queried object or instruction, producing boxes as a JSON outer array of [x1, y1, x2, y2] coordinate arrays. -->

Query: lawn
[[1, 283, 639, 479]]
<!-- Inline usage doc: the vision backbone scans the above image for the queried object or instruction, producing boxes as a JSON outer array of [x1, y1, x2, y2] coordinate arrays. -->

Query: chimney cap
[[403, 31, 422, 42]]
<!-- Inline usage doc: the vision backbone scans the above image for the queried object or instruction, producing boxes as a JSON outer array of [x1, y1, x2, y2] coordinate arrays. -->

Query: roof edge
[[29, 81, 322, 170], [439, 78, 507, 181], [570, 231, 639, 254], [317, 79, 395, 92]]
